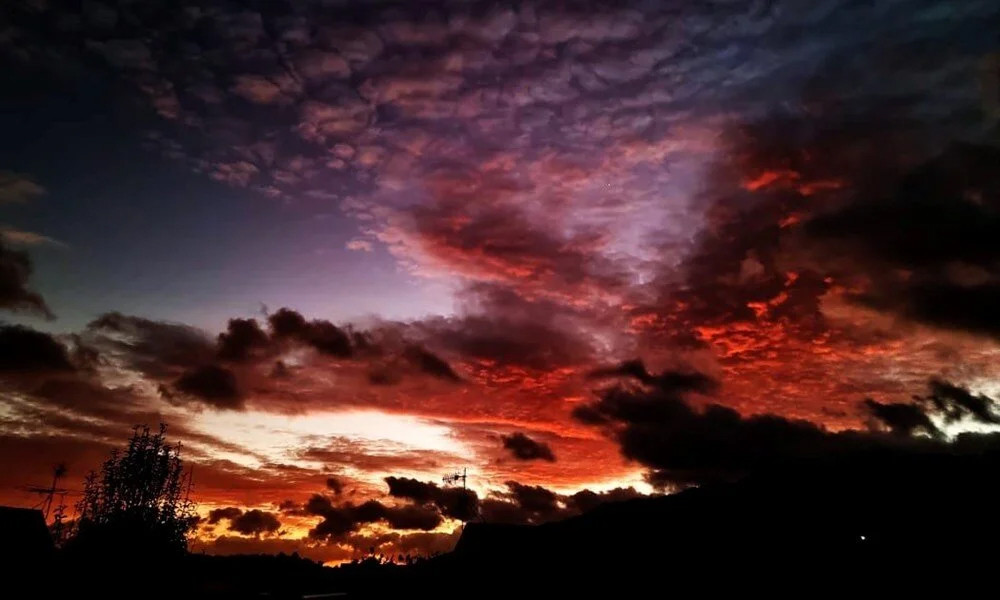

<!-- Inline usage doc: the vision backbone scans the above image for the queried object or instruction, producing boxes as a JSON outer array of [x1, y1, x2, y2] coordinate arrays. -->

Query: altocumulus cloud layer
[[3, 0, 1000, 562]]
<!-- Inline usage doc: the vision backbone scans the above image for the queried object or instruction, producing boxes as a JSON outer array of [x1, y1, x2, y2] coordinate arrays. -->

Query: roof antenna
[[442, 467, 468, 489], [25, 463, 68, 521]]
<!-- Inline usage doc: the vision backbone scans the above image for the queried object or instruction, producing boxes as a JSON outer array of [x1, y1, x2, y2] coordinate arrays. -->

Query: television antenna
[[24, 463, 68, 521], [442, 468, 468, 489]]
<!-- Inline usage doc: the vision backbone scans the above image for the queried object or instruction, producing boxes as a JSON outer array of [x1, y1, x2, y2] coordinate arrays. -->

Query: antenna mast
[[442, 467, 468, 489], [25, 463, 68, 521]]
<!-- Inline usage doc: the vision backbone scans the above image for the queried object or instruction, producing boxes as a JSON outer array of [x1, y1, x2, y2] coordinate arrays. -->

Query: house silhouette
[[0, 506, 54, 568]]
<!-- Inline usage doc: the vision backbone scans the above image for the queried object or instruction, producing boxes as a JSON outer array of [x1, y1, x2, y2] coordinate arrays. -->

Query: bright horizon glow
[[193, 409, 470, 470]]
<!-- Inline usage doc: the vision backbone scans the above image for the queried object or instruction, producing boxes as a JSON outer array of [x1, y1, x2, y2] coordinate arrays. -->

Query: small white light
[[859, 535, 866, 541]]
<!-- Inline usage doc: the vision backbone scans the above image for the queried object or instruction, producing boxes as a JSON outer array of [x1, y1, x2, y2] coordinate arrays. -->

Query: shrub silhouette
[[67, 424, 195, 559]]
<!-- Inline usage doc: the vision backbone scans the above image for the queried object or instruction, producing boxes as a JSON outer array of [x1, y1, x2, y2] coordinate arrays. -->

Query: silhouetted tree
[[69, 424, 195, 558]]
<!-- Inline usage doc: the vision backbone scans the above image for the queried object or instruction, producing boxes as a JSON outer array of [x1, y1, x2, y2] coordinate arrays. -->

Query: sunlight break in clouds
[[194, 409, 469, 472]]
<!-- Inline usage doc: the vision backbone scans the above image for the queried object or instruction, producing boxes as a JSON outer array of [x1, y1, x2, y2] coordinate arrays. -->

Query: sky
[[2, 0, 1000, 564]]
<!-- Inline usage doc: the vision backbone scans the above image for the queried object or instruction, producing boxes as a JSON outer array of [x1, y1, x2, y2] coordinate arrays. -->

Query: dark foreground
[[8, 447, 999, 598]]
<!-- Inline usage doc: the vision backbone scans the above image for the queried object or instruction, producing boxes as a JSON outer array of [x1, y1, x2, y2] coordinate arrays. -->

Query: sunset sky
[[2, 0, 1000, 564]]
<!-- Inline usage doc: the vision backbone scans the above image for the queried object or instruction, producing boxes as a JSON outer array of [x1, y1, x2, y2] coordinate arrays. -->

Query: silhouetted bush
[[66, 424, 195, 561]]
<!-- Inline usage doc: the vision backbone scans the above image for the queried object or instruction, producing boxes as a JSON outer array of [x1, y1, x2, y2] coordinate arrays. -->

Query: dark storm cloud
[[86, 312, 214, 377], [573, 360, 718, 428], [173, 364, 242, 410], [576, 361, 856, 485], [380, 476, 642, 527], [809, 144, 1000, 266], [802, 143, 1000, 340], [577, 360, 1000, 487], [29, 376, 140, 421], [641, 112, 907, 349], [383, 476, 439, 504], [325, 476, 344, 495], [268, 308, 353, 358], [216, 307, 464, 386], [384, 476, 478, 522], [418, 313, 593, 373], [924, 378, 1000, 425], [588, 359, 716, 394], [501, 432, 556, 462], [0, 240, 53, 318], [305, 494, 443, 540], [503, 481, 560, 517], [229, 509, 281, 536], [863, 399, 940, 438], [207, 507, 282, 536], [76, 306, 462, 415], [477, 481, 641, 525], [403, 345, 461, 382], [414, 284, 600, 372], [208, 507, 243, 525], [217, 318, 269, 362], [0, 324, 73, 371], [864, 378, 1000, 438]]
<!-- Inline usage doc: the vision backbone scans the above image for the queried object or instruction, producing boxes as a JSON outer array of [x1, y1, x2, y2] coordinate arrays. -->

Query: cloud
[[325, 477, 344, 495], [403, 345, 461, 382], [863, 378, 1000, 438], [578, 360, 1000, 487], [208, 507, 243, 525], [0, 227, 63, 247], [0, 324, 74, 372], [923, 379, 1000, 425], [229, 509, 282, 536], [10, 2, 997, 429], [6, 0, 1000, 561], [588, 360, 716, 394], [382, 476, 643, 528], [413, 284, 600, 372], [345, 239, 373, 252], [207, 506, 284, 536], [501, 432, 556, 462], [0, 171, 44, 204], [86, 312, 214, 378], [383, 477, 439, 504], [173, 364, 242, 410], [0, 240, 53, 318], [216, 318, 269, 362], [299, 440, 462, 477], [803, 143, 1000, 340], [268, 308, 353, 358], [501, 481, 560, 518], [576, 361, 861, 486], [863, 399, 940, 438], [478, 481, 563, 525], [384, 476, 478, 522], [305, 494, 443, 540]]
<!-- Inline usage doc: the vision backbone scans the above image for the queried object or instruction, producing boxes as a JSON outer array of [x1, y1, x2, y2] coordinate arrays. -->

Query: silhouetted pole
[[25, 463, 68, 521]]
